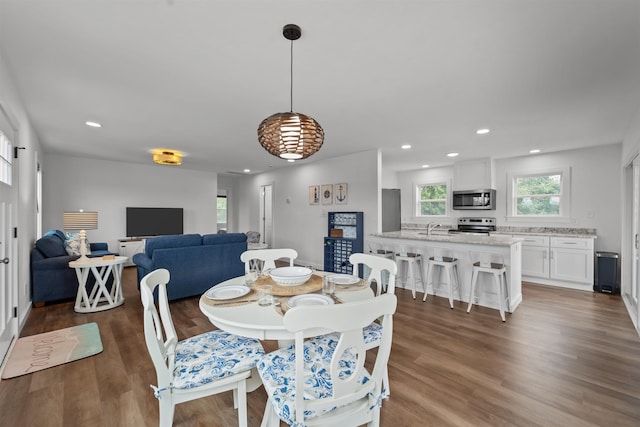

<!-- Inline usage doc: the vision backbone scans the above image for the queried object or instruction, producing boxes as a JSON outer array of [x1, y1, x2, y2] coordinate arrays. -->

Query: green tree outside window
[[515, 174, 561, 215], [417, 184, 447, 216]]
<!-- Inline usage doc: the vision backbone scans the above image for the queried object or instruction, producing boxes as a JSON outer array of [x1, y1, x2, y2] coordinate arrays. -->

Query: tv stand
[[118, 238, 146, 267]]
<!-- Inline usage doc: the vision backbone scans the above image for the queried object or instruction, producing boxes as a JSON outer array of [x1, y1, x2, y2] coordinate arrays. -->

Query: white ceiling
[[1, 0, 639, 174]]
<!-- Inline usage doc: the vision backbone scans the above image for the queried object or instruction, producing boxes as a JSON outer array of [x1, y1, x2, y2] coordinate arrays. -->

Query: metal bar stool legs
[[395, 247, 424, 299], [423, 256, 459, 308], [467, 260, 508, 322]]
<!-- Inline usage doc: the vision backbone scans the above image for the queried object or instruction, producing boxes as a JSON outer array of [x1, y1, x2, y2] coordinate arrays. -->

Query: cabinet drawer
[[550, 237, 593, 250], [513, 235, 549, 247]]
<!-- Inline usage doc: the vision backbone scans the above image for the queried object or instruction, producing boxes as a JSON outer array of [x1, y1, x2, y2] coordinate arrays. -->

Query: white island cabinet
[[368, 231, 522, 313], [513, 235, 594, 291]]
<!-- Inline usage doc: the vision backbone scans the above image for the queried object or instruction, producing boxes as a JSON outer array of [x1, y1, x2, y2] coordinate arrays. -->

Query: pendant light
[[258, 24, 324, 160]]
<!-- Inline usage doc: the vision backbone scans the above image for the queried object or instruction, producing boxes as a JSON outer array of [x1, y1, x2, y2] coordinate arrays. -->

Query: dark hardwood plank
[[1, 270, 640, 426]]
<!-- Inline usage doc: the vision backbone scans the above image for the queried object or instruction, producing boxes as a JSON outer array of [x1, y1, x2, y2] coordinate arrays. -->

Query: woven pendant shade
[[258, 112, 324, 160], [258, 24, 324, 160]]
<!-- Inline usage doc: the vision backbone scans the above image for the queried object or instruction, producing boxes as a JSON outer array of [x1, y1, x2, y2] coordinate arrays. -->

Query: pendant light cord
[[290, 39, 294, 113]]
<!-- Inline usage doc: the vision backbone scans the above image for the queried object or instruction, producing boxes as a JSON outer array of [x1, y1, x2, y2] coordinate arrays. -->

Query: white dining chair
[[140, 269, 265, 427], [349, 252, 397, 397], [240, 248, 297, 274], [257, 294, 397, 427], [349, 252, 397, 296]]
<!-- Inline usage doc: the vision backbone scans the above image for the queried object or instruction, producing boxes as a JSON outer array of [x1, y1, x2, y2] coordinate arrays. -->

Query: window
[[416, 183, 447, 216], [0, 131, 12, 186], [509, 167, 570, 218], [216, 196, 227, 231]]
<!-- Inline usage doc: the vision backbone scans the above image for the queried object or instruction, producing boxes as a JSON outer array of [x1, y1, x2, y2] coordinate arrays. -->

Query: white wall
[[397, 145, 622, 253], [43, 154, 218, 251], [234, 150, 379, 268], [0, 53, 43, 325], [494, 144, 621, 253]]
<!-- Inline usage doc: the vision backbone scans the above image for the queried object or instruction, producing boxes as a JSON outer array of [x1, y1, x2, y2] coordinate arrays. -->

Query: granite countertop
[[400, 224, 597, 239], [370, 230, 522, 247], [492, 227, 597, 238]]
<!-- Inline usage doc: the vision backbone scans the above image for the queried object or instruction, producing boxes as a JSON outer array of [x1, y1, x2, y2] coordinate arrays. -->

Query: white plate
[[287, 294, 334, 309], [327, 274, 360, 286], [205, 285, 250, 300]]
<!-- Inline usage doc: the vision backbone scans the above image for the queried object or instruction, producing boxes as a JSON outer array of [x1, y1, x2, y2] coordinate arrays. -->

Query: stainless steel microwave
[[452, 189, 496, 210]]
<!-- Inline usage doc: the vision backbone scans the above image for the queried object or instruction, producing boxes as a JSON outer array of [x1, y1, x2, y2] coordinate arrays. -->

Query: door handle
[[636, 234, 639, 250], [1, 257, 9, 264]]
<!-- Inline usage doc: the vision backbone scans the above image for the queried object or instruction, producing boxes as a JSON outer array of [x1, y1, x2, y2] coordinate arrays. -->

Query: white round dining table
[[198, 274, 374, 342]]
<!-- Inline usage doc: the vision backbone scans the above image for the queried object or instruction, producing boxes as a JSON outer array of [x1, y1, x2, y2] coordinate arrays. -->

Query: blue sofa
[[30, 230, 117, 306], [133, 232, 247, 301]]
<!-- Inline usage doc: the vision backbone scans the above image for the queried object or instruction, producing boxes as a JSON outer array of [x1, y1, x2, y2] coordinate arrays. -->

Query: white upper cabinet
[[453, 158, 494, 190]]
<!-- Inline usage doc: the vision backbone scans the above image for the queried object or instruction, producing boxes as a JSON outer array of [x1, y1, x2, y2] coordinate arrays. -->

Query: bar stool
[[467, 252, 509, 322], [423, 248, 460, 309], [367, 242, 395, 292], [395, 245, 424, 299]]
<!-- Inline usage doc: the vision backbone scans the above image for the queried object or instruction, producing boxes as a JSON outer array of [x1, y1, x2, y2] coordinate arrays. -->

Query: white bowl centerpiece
[[268, 266, 313, 286]]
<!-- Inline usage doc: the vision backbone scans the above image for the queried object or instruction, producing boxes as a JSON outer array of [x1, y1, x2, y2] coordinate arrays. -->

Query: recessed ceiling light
[[529, 149, 541, 154], [446, 152, 459, 157], [421, 164, 430, 168], [243, 169, 251, 173], [401, 144, 412, 150], [85, 121, 102, 128], [476, 128, 490, 135]]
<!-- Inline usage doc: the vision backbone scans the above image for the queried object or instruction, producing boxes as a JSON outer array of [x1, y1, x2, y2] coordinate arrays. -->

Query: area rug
[[1, 322, 103, 379]]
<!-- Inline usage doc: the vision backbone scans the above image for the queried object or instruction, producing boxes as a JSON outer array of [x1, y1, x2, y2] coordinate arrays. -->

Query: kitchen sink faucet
[[427, 222, 441, 236]]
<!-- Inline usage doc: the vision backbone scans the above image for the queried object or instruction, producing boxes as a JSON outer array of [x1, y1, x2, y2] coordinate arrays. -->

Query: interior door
[[0, 104, 17, 365], [260, 184, 273, 248]]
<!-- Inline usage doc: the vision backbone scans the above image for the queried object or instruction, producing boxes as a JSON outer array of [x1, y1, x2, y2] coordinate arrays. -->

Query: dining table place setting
[[200, 283, 258, 308]]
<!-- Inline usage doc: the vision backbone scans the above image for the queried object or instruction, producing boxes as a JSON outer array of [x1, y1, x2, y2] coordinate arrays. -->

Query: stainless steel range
[[449, 217, 496, 235]]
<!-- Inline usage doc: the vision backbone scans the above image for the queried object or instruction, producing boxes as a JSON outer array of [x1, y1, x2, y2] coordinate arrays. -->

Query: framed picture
[[335, 183, 348, 204], [309, 185, 320, 205], [321, 184, 333, 205]]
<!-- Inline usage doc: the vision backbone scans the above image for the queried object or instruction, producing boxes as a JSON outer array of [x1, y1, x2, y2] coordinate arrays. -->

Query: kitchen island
[[369, 231, 523, 313]]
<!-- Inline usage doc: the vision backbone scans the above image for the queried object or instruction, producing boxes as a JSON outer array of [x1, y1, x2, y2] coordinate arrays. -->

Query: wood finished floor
[[1, 267, 640, 426]]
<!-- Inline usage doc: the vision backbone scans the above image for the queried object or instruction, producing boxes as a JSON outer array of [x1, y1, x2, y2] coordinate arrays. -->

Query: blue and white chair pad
[[172, 330, 265, 390], [323, 322, 383, 348], [257, 334, 372, 426]]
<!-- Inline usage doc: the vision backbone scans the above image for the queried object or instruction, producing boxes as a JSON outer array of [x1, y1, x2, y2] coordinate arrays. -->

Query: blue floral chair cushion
[[172, 330, 265, 390], [257, 334, 372, 426], [322, 321, 383, 347]]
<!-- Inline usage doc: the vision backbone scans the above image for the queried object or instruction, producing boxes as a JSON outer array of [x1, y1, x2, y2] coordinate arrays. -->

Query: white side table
[[69, 256, 127, 313]]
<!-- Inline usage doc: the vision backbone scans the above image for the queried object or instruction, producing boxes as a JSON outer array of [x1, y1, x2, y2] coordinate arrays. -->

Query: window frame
[[507, 166, 571, 222], [414, 181, 449, 218], [216, 195, 227, 231]]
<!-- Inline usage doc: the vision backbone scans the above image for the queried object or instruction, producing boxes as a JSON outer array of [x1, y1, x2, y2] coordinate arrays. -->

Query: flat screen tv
[[126, 207, 183, 238]]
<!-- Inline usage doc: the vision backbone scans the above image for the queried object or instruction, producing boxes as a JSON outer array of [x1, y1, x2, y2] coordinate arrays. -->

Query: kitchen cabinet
[[453, 158, 493, 190], [514, 235, 594, 291], [519, 235, 549, 278], [119, 239, 145, 267]]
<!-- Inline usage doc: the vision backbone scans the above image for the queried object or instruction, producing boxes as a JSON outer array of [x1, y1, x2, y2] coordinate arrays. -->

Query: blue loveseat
[[132, 232, 247, 301], [30, 230, 117, 306]]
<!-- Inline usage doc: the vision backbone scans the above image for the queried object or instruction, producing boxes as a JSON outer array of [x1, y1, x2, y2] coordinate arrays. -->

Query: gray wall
[[42, 154, 218, 252], [397, 144, 622, 254], [233, 150, 380, 268]]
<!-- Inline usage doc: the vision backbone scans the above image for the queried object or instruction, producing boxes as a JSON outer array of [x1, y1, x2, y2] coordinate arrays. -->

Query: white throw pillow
[[64, 232, 91, 256]]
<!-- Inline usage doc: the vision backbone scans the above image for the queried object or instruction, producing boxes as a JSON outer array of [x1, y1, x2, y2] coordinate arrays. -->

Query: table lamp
[[63, 210, 98, 262]]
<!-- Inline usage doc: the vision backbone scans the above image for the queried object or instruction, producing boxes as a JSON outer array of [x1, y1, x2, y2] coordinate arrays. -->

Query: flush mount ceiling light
[[401, 144, 412, 150], [257, 24, 324, 160], [446, 152, 459, 157], [476, 128, 490, 135], [152, 148, 183, 166], [85, 121, 102, 128]]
